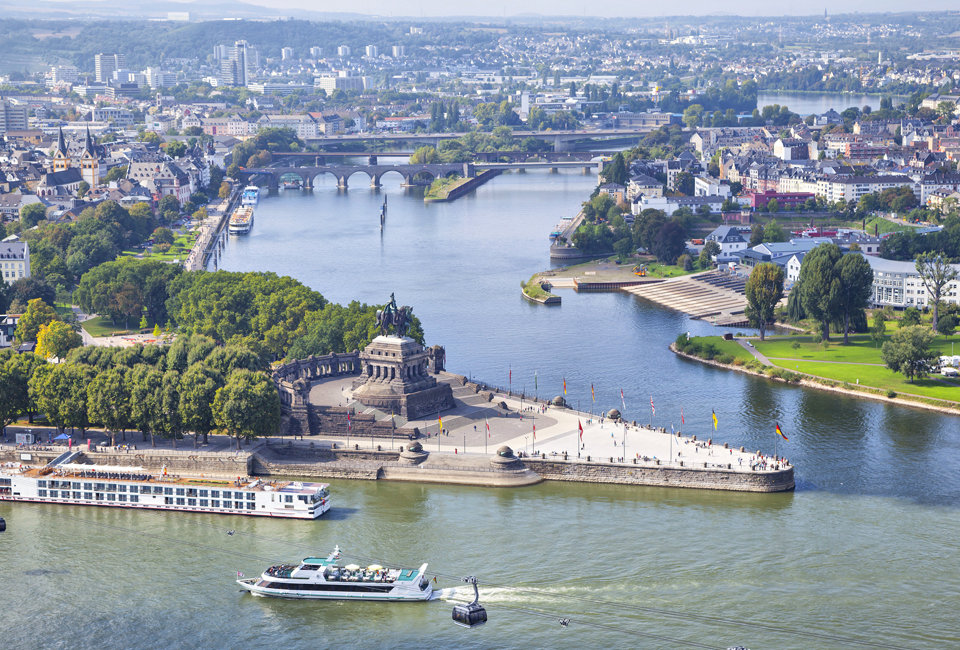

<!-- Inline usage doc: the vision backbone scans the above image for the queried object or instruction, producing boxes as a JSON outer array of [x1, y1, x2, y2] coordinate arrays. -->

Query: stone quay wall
[[524, 457, 794, 492], [0, 447, 255, 478]]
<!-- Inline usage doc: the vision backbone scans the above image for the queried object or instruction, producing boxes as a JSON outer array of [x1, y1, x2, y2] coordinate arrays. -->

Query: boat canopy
[[57, 463, 145, 473]]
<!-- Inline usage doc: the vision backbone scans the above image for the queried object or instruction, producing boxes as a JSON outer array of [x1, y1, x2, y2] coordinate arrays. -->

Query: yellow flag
[[712, 410, 718, 431]]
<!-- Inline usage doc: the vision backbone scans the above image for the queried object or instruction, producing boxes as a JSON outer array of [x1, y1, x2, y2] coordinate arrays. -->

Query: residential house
[[0, 239, 30, 285]]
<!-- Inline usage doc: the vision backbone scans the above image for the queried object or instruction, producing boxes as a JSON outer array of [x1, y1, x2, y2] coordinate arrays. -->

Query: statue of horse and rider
[[376, 293, 411, 338]]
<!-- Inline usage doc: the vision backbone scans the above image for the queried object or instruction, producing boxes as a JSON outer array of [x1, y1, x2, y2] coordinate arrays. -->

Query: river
[[756, 91, 904, 117], [3, 169, 959, 650]]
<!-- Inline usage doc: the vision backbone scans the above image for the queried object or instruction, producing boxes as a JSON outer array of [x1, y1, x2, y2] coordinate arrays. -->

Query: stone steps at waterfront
[[624, 272, 749, 320]]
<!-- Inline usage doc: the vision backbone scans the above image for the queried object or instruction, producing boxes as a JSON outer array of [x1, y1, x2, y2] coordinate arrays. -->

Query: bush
[[154, 243, 172, 254], [716, 354, 734, 364], [701, 343, 720, 359], [732, 357, 746, 366], [886, 389, 897, 398]]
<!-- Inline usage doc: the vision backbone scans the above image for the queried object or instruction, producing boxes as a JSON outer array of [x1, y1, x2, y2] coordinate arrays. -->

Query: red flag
[[485, 419, 490, 437], [533, 423, 536, 440], [578, 420, 583, 441], [681, 405, 684, 425], [347, 413, 351, 431], [650, 395, 655, 416]]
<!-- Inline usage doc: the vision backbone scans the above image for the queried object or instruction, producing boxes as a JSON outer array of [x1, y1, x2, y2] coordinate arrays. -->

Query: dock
[[623, 271, 750, 325]]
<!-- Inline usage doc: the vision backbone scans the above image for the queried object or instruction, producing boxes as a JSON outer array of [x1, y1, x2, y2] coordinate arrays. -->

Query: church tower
[[79, 126, 99, 188], [52, 126, 70, 173]]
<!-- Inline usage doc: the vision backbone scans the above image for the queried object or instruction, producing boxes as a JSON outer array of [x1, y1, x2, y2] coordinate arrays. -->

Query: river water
[[756, 91, 903, 117], [3, 169, 959, 650]]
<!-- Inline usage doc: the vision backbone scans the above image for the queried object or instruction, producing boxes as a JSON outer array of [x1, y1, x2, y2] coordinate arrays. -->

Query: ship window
[[211, 500, 220, 508], [0, 479, 11, 486], [154, 487, 164, 495], [129, 485, 138, 494], [246, 503, 255, 510], [176, 498, 185, 505], [38, 481, 47, 488], [107, 484, 117, 491], [188, 498, 196, 506], [164, 488, 173, 495], [118, 494, 127, 502], [73, 492, 81, 500], [107, 494, 116, 501], [222, 491, 232, 499], [117, 485, 126, 492], [95, 493, 104, 501], [95, 483, 105, 491], [211, 491, 220, 498], [199, 490, 208, 498], [84, 492, 93, 500], [176, 488, 185, 496], [246, 493, 255, 501], [83, 483, 93, 491], [200, 499, 208, 507], [165, 497, 173, 504], [38, 489, 47, 497], [186, 489, 197, 497], [285, 495, 293, 503], [234, 501, 243, 509], [130, 495, 139, 503], [73, 482, 81, 490], [49, 490, 58, 498]]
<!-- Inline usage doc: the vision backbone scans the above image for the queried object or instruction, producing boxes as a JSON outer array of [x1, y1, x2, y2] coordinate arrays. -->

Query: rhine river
[[3, 169, 959, 650]]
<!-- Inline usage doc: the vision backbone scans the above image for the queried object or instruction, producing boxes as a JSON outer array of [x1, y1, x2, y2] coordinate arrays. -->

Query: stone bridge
[[241, 162, 473, 190]]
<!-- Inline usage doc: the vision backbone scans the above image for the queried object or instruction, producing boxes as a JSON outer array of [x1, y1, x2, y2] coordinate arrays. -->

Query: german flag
[[712, 410, 718, 431], [776, 422, 788, 441]]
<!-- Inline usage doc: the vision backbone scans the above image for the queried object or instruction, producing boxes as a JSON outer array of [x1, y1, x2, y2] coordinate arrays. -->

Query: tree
[[651, 222, 687, 266], [870, 311, 887, 347], [763, 222, 787, 243], [835, 254, 875, 344], [682, 104, 704, 129], [87, 367, 132, 446], [213, 369, 281, 450], [699, 240, 720, 268], [29, 363, 92, 435], [20, 202, 46, 228], [881, 326, 939, 383], [105, 165, 128, 183], [129, 365, 163, 447], [15, 298, 59, 343], [165, 140, 187, 158], [601, 152, 628, 186], [409, 146, 439, 164], [673, 172, 695, 196], [36, 320, 82, 359], [0, 351, 45, 430], [218, 181, 231, 199], [77, 181, 90, 198], [799, 243, 843, 340], [179, 364, 225, 446], [153, 227, 175, 246], [749, 224, 765, 247], [915, 253, 959, 333], [744, 263, 785, 341], [937, 313, 957, 338], [901, 307, 922, 328]]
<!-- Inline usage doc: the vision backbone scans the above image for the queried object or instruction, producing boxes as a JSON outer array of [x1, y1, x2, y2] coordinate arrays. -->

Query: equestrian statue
[[376, 293, 411, 338]]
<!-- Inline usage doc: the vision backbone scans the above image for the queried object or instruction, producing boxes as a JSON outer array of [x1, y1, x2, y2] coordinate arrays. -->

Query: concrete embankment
[[424, 170, 502, 203], [2, 438, 792, 493]]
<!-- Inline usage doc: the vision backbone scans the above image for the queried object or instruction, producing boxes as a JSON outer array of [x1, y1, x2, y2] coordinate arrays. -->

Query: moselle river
[[3, 169, 958, 650]]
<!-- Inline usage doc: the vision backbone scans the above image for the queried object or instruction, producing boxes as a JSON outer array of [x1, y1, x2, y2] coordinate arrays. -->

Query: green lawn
[[121, 232, 197, 262], [638, 260, 703, 278], [689, 336, 755, 360], [81, 316, 133, 337], [756, 333, 960, 363], [863, 216, 921, 236], [770, 359, 960, 401]]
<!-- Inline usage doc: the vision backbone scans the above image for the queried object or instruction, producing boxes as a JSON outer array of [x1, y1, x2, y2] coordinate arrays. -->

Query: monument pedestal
[[352, 336, 454, 420]]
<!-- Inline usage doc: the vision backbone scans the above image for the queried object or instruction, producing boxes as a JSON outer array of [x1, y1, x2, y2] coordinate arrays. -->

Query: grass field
[[684, 336, 755, 361], [769, 359, 960, 400], [81, 316, 132, 338]]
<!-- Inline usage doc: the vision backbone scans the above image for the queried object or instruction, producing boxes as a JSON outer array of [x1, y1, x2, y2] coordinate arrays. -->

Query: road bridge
[[241, 159, 602, 190], [276, 150, 617, 164], [304, 127, 655, 152]]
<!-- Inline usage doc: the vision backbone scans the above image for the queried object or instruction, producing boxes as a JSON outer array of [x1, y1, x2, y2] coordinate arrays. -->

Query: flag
[[533, 422, 536, 440], [563, 377, 567, 395], [433, 576, 437, 584], [534, 370, 538, 391], [681, 405, 685, 425], [621, 388, 626, 411], [237, 571, 244, 578], [650, 395, 655, 416], [712, 410, 718, 431], [591, 383, 595, 402], [509, 368, 512, 384], [347, 413, 351, 432], [578, 420, 583, 441], [485, 418, 490, 437], [776, 422, 788, 441], [438, 415, 443, 432]]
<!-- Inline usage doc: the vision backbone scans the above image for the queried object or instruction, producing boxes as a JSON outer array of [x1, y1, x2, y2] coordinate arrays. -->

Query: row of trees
[[0, 334, 278, 450]]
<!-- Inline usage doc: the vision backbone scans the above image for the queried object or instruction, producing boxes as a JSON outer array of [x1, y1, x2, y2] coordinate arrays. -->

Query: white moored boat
[[228, 205, 254, 234], [0, 457, 330, 519], [238, 547, 433, 601], [241, 186, 260, 205]]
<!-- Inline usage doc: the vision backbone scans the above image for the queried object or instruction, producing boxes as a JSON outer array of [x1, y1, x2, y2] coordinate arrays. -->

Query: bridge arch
[[305, 169, 342, 189]]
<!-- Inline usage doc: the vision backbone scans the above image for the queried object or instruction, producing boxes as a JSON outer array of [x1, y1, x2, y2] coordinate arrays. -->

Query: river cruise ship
[[241, 186, 260, 205], [0, 459, 330, 519], [228, 205, 254, 234], [238, 547, 433, 601]]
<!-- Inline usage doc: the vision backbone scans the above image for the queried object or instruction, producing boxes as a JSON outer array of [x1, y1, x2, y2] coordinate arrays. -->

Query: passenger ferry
[[281, 180, 301, 190], [241, 186, 260, 205], [228, 205, 254, 234], [0, 458, 330, 519], [238, 546, 433, 601]]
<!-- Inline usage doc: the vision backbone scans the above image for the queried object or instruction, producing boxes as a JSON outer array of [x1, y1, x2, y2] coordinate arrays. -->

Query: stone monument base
[[351, 335, 455, 420]]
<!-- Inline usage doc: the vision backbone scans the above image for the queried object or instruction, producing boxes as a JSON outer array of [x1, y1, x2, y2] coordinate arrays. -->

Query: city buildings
[[0, 101, 28, 135], [94, 53, 126, 84], [0, 240, 30, 285]]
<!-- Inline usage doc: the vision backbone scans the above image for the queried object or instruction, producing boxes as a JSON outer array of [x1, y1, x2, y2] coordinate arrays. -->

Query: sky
[[236, 0, 960, 18]]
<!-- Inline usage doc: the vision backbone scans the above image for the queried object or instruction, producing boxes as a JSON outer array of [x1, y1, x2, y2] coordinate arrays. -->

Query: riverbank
[[423, 170, 501, 202], [671, 342, 960, 416], [521, 274, 561, 304]]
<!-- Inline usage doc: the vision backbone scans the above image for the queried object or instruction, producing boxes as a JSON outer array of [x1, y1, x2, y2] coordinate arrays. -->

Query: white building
[[365, 45, 378, 58], [310, 47, 323, 59], [816, 175, 914, 204], [0, 239, 30, 285], [337, 45, 351, 57], [866, 256, 960, 308], [144, 68, 178, 89], [314, 74, 366, 93], [392, 46, 406, 57], [0, 100, 28, 134], [706, 225, 749, 256], [694, 176, 731, 198], [92, 107, 134, 126], [49, 65, 79, 85], [281, 47, 294, 60], [257, 114, 319, 139]]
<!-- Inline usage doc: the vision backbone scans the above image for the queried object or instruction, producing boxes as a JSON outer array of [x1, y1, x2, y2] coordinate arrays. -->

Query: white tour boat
[[228, 205, 254, 234], [241, 186, 260, 205], [238, 547, 433, 601], [0, 456, 330, 519]]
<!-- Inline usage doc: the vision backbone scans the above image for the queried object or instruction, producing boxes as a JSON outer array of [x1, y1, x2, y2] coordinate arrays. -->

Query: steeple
[[56, 126, 67, 156], [84, 126, 94, 155]]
